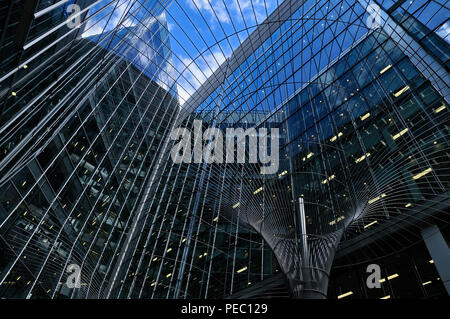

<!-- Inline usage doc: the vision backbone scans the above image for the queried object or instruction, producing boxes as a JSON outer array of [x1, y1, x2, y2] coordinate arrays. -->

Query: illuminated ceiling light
[[307, 152, 314, 159], [434, 104, 446, 113], [337, 291, 353, 299], [429, 260, 434, 264], [380, 295, 391, 299], [379, 64, 392, 74], [413, 167, 432, 180], [422, 281, 432, 286], [379, 274, 398, 283], [236, 266, 247, 273], [355, 153, 370, 163], [329, 132, 343, 142], [166, 273, 172, 278], [232, 202, 240, 209], [11, 91, 16, 96], [182, 238, 186, 243], [368, 193, 386, 204], [405, 203, 412, 208], [360, 112, 370, 121], [253, 187, 263, 195], [322, 174, 336, 184], [23, 64, 28, 69], [329, 215, 345, 226], [392, 128, 409, 140], [166, 248, 172, 253], [152, 257, 158, 261], [387, 274, 399, 280], [278, 170, 287, 178], [364, 220, 378, 229], [393, 85, 410, 97], [213, 216, 218, 222]]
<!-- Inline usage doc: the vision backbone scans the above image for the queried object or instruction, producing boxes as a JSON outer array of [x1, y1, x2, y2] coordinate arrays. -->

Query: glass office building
[[0, 0, 449, 299], [0, 0, 179, 298]]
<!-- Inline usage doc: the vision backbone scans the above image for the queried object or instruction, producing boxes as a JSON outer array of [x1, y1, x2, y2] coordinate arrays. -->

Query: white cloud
[[175, 47, 229, 104], [171, 1, 277, 105], [436, 22, 450, 44], [81, 22, 106, 38], [186, 0, 272, 25], [188, 0, 230, 23], [230, 0, 271, 25], [81, 0, 133, 38], [167, 21, 175, 32]]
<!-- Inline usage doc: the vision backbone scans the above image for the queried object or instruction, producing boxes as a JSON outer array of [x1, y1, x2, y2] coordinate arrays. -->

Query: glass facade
[[0, 0, 179, 298], [0, 0, 448, 299]]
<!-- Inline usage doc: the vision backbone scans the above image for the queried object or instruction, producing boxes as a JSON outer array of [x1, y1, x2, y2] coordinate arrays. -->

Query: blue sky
[[81, 0, 278, 104], [165, 0, 278, 103]]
